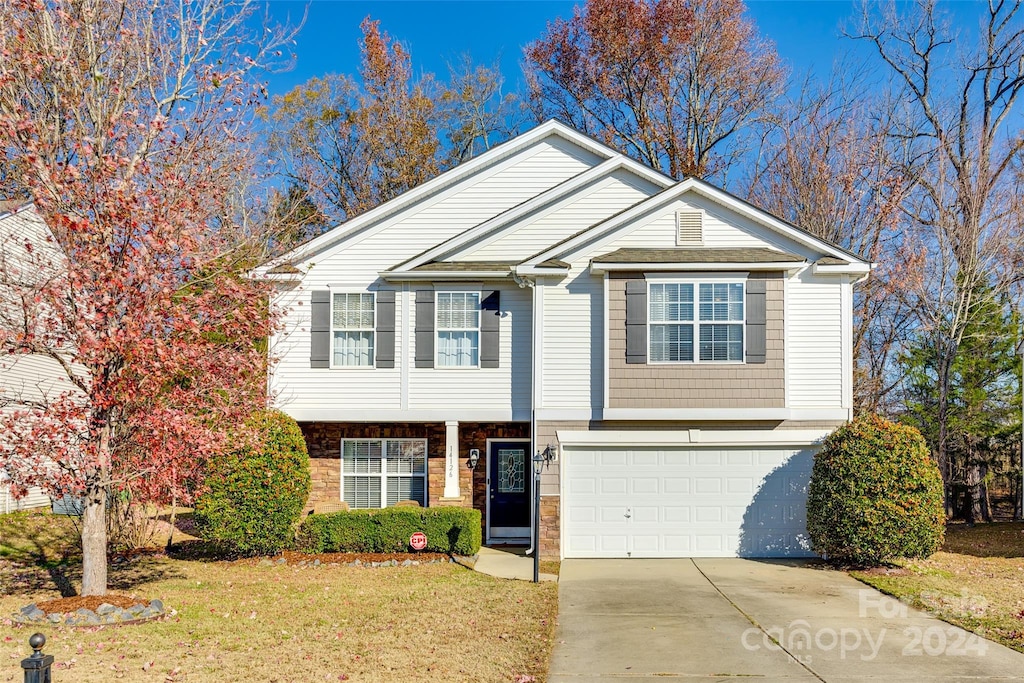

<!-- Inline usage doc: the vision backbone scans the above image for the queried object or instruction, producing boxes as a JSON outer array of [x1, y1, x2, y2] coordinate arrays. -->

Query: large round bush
[[807, 414, 944, 566], [194, 409, 311, 555]]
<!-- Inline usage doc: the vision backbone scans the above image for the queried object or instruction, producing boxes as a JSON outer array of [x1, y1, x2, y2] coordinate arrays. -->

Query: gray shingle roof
[[815, 256, 850, 266], [591, 247, 804, 264]]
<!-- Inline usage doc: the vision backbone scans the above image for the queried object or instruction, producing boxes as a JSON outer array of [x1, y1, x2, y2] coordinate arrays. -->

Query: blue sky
[[262, 0, 877, 99]]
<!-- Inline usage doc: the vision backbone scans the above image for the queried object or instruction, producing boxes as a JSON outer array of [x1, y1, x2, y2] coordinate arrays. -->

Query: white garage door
[[562, 445, 817, 558]]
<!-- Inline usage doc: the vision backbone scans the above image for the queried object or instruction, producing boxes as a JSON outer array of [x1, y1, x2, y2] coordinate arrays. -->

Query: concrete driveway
[[550, 559, 1024, 682]]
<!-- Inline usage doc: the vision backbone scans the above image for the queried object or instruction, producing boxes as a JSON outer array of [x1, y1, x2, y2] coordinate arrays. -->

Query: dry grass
[[851, 522, 1024, 654], [0, 511, 558, 682]]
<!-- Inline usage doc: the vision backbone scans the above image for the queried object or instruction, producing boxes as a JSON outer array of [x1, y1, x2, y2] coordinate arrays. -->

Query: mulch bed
[[35, 594, 140, 614], [237, 550, 451, 566]]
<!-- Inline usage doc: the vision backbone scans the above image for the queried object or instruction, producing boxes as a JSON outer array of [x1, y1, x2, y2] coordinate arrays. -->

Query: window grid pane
[[341, 439, 427, 509], [651, 323, 694, 362], [332, 293, 375, 366], [651, 281, 744, 363], [437, 292, 481, 368]]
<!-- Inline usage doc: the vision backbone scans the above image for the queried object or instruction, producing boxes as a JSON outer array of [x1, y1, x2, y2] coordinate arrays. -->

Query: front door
[[488, 440, 531, 540]]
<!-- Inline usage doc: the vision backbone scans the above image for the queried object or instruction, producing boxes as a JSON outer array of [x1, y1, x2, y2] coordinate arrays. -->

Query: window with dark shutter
[[310, 291, 330, 368], [480, 290, 500, 368], [414, 290, 435, 368], [375, 290, 396, 368]]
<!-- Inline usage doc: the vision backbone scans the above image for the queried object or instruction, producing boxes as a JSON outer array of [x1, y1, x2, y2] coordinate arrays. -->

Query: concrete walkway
[[472, 546, 558, 582], [550, 558, 1024, 681]]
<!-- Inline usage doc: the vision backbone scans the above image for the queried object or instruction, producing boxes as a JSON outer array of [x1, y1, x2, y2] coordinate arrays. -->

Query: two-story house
[[255, 121, 871, 559]]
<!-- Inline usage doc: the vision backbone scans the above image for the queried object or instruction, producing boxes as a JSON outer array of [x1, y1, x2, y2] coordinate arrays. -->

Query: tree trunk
[[80, 481, 107, 596]]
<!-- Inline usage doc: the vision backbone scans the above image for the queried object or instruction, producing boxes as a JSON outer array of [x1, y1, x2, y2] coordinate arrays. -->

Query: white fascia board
[[514, 266, 570, 277], [601, 407, 850, 421], [556, 428, 833, 448], [525, 178, 870, 268], [590, 261, 806, 274], [379, 271, 512, 281], [812, 262, 872, 276], [280, 408, 522, 422], [254, 120, 617, 275], [398, 157, 670, 271]]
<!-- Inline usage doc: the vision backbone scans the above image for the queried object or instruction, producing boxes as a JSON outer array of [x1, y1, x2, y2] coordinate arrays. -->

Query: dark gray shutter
[[375, 290, 396, 368], [625, 279, 647, 364], [310, 291, 331, 368], [745, 278, 767, 364], [480, 290, 500, 368], [415, 290, 434, 368]]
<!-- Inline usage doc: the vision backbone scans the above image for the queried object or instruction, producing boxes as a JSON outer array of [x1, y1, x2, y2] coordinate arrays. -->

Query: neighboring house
[[0, 200, 67, 512], [255, 120, 871, 559]]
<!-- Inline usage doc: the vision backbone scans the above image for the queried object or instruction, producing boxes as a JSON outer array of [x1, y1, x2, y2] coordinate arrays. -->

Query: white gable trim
[[523, 178, 869, 268], [394, 157, 671, 272], [252, 120, 653, 277]]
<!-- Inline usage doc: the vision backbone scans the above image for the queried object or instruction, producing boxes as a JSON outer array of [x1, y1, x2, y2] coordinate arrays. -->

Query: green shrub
[[194, 409, 311, 555], [807, 414, 945, 566], [295, 507, 482, 556]]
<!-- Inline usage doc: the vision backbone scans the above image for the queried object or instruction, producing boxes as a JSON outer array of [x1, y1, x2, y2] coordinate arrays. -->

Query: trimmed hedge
[[194, 410, 311, 556], [295, 507, 482, 556], [807, 414, 945, 566]]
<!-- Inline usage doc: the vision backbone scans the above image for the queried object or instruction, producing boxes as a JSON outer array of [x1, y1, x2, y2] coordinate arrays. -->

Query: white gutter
[[589, 261, 806, 274]]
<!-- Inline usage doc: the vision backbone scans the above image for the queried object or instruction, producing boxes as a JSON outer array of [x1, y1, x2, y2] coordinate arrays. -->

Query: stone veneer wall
[[300, 421, 530, 539]]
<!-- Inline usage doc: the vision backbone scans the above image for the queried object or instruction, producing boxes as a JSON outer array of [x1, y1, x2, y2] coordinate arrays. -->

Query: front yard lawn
[[0, 511, 557, 682], [851, 522, 1024, 654]]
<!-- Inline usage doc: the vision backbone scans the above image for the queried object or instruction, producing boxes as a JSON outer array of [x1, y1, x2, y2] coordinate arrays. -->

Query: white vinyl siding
[[436, 292, 480, 368], [341, 439, 427, 508], [541, 271, 603, 411], [1, 483, 49, 513], [332, 293, 374, 367], [788, 274, 844, 408], [450, 171, 658, 261]]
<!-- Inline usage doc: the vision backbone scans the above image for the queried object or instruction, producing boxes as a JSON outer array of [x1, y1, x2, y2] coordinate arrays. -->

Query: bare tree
[[524, 0, 786, 180], [851, 0, 1024, 518]]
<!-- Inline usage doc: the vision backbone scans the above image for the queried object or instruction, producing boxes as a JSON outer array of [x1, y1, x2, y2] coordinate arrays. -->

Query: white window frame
[[435, 290, 481, 369], [330, 291, 376, 369], [339, 438, 428, 509], [647, 274, 747, 365]]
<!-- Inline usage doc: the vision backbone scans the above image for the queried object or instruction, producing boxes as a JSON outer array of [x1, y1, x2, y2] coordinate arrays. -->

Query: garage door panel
[[563, 445, 817, 559]]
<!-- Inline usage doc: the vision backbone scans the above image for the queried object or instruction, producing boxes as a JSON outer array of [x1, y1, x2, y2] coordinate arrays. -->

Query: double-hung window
[[649, 280, 744, 363], [332, 293, 374, 367], [341, 439, 427, 508], [436, 292, 480, 368]]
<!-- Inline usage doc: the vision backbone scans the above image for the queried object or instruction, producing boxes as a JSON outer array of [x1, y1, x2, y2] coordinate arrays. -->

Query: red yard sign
[[410, 532, 427, 551]]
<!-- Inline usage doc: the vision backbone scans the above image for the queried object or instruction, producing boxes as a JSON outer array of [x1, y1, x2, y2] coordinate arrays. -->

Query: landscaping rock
[[19, 605, 45, 622], [259, 559, 273, 567], [128, 604, 146, 617], [275, 557, 287, 565], [313, 559, 321, 566], [149, 599, 164, 612], [402, 559, 413, 567], [47, 613, 63, 624], [139, 607, 158, 619], [96, 602, 119, 615]]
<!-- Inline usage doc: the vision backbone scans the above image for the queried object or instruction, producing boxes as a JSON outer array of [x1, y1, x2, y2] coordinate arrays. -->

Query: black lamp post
[[532, 446, 552, 583]]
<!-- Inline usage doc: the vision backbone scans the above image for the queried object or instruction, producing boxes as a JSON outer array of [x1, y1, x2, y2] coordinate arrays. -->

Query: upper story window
[[436, 292, 480, 368], [649, 281, 744, 363], [332, 292, 375, 367]]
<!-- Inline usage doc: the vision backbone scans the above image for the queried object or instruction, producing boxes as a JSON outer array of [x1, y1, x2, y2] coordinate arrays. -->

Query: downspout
[[513, 269, 538, 554]]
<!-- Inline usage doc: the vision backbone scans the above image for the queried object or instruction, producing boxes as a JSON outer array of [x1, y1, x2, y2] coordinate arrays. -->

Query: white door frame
[[485, 437, 532, 544]]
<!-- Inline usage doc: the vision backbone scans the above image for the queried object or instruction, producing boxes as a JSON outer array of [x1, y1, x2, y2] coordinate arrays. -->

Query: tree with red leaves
[[0, 0, 295, 595], [524, 0, 785, 180]]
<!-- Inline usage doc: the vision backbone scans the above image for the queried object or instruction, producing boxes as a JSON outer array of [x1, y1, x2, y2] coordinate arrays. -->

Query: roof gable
[[521, 177, 870, 269], [254, 120, 665, 277]]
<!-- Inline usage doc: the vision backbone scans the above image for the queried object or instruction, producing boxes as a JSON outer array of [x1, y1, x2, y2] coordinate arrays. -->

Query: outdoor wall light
[[467, 448, 480, 469]]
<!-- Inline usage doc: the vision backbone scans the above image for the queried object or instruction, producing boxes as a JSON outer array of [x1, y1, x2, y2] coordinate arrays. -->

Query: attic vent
[[676, 210, 703, 246]]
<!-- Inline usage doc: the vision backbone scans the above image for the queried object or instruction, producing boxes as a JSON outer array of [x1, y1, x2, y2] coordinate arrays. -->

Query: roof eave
[[590, 261, 808, 275], [811, 262, 873, 276], [380, 270, 513, 281]]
